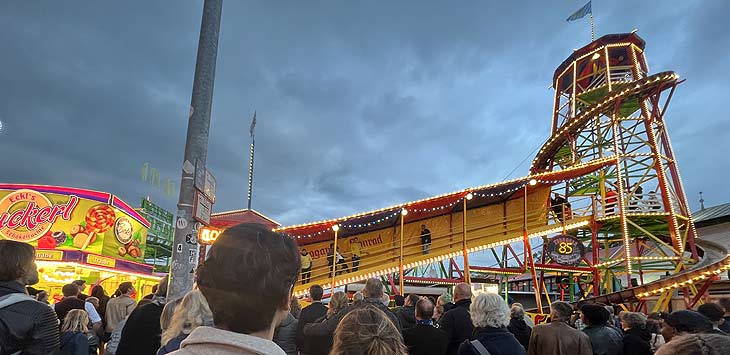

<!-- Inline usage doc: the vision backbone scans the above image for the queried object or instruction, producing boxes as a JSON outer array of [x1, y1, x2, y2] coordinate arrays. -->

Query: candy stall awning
[[276, 158, 614, 245]]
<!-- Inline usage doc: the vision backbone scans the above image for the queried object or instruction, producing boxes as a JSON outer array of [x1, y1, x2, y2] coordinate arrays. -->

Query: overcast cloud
[[1, 0, 728, 238]]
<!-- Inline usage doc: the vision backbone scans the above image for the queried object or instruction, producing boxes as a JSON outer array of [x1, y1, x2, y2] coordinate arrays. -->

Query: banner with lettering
[[0, 184, 150, 263]]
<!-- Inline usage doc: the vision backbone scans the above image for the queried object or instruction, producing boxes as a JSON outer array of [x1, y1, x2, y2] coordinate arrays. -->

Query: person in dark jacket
[[507, 304, 531, 352], [115, 275, 168, 355], [297, 285, 329, 355], [304, 279, 402, 352], [274, 311, 299, 355], [403, 298, 448, 355], [397, 294, 419, 330], [59, 309, 98, 355], [697, 303, 729, 335], [303, 291, 351, 355], [718, 298, 730, 333], [661, 310, 714, 343], [619, 312, 652, 355], [580, 303, 623, 355], [440, 283, 474, 355], [0, 240, 60, 355], [458, 293, 525, 355]]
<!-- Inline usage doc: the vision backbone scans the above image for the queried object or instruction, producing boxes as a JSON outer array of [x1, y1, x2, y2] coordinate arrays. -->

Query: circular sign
[[0, 189, 54, 242], [546, 234, 585, 266], [114, 217, 134, 245]]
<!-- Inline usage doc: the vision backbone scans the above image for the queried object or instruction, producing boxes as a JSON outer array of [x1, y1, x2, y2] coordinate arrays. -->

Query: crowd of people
[[3, 225, 730, 355]]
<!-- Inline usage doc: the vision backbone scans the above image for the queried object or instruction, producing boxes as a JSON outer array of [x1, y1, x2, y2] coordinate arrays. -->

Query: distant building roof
[[693, 203, 730, 227], [210, 208, 280, 229]]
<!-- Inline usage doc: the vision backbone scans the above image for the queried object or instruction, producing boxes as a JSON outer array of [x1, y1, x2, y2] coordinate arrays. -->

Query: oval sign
[[546, 234, 585, 266]]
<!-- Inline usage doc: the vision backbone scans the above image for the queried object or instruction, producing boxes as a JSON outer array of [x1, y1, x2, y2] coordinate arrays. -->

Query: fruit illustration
[[85, 205, 116, 234], [52, 231, 67, 245], [37, 234, 56, 249]]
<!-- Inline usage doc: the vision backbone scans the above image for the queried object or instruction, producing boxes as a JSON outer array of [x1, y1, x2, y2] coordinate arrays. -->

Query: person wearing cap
[[660, 310, 714, 343], [579, 303, 623, 355], [696, 303, 728, 335]]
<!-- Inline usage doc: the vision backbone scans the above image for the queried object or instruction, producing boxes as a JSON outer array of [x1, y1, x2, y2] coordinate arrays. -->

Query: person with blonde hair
[[290, 295, 302, 319], [159, 297, 184, 336], [328, 291, 350, 317], [60, 309, 98, 355], [331, 306, 408, 355], [458, 293, 524, 355], [157, 290, 213, 355], [655, 332, 730, 355]]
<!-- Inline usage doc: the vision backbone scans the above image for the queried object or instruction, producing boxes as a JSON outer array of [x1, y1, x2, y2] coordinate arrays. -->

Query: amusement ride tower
[[531, 33, 700, 311]]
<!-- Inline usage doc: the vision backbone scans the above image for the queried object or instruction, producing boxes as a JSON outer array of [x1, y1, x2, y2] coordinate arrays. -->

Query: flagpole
[[247, 111, 256, 210]]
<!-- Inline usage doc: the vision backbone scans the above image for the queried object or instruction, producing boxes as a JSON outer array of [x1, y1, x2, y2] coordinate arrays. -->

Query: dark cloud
[[1, 0, 726, 248]]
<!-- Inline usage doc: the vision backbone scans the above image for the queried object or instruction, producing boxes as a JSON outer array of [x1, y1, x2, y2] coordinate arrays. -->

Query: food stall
[[0, 184, 161, 301]]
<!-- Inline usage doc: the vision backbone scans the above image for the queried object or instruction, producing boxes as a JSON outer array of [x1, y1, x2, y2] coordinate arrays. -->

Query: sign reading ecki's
[[0, 189, 79, 242]]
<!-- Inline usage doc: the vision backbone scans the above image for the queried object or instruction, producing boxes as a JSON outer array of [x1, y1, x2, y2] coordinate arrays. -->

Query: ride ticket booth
[[0, 184, 161, 302]]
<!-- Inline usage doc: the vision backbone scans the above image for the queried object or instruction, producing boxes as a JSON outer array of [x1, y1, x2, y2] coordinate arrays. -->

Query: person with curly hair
[[458, 293, 525, 355], [331, 306, 408, 355]]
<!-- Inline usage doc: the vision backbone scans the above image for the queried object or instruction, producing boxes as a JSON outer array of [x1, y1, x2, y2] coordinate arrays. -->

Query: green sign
[[140, 199, 173, 242]]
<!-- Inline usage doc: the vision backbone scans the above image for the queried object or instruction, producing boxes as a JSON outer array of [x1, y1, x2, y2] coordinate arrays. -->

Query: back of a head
[[697, 303, 725, 323], [160, 297, 184, 332], [620, 312, 647, 330], [718, 298, 730, 314], [156, 275, 169, 297], [381, 293, 390, 307], [197, 223, 300, 334], [86, 296, 100, 306], [90, 285, 106, 298], [62, 309, 89, 333], [118, 282, 134, 295], [416, 298, 434, 320], [310, 284, 324, 301], [604, 305, 615, 316], [0, 240, 35, 283], [551, 301, 574, 322], [406, 294, 420, 307], [511, 304, 525, 320], [580, 303, 610, 326], [453, 283, 472, 302], [353, 291, 364, 302], [136, 299, 153, 310], [470, 293, 510, 328], [331, 306, 408, 355], [656, 333, 730, 355], [161, 289, 213, 345], [364, 278, 384, 299], [394, 295, 405, 307], [665, 310, 714, 334], [72, 280, 85, 287], [329, 291, 349, 316], [62, 283, 80, 297]]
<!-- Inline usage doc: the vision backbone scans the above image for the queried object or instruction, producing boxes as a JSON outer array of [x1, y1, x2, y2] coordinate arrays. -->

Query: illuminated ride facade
[[204, 33, 728, 314]]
